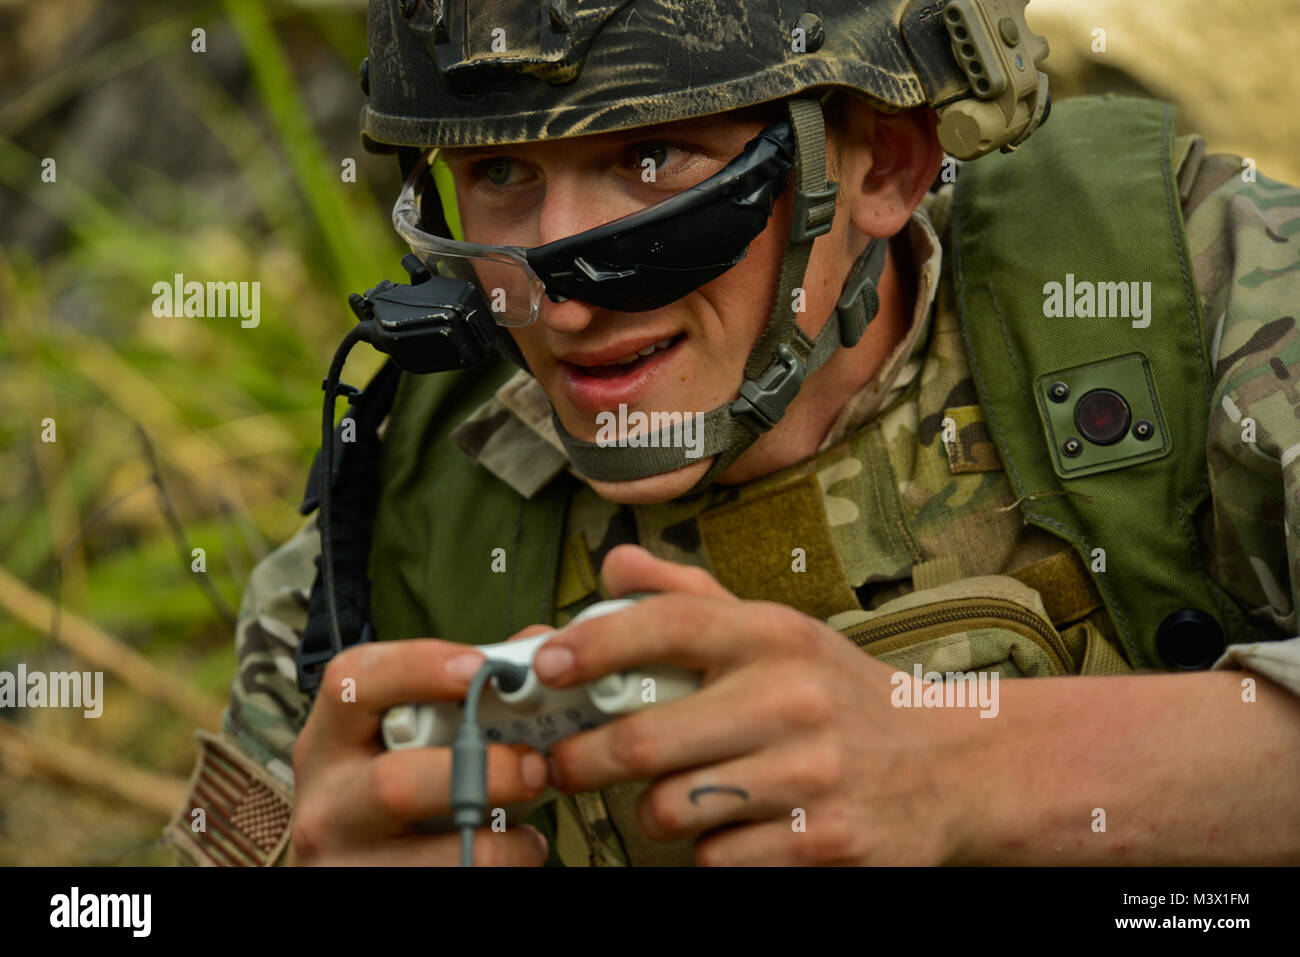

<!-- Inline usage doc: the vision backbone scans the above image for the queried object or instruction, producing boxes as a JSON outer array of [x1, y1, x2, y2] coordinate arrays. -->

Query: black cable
[[320, 324, 370, 658]]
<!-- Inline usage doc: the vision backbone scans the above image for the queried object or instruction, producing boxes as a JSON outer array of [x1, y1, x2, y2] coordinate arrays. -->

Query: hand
[[533, 545, 969, 865], [290, 631, 552, 866]]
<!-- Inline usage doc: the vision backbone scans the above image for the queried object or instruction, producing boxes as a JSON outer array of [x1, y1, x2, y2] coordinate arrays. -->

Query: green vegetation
[[0, 0, 399, 864]]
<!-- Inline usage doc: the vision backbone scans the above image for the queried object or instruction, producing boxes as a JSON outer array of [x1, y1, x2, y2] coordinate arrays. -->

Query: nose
[[536, 291, 601, 336], [535, 166, 613, 245], [532, 169, 613, 335]]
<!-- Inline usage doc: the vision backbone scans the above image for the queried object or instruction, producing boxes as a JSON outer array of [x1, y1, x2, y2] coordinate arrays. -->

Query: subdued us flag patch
[[165, 729, 294, 866]]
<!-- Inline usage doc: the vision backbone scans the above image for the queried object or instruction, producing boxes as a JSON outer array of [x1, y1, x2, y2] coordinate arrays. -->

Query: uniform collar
[[817, 192, 946, 450]]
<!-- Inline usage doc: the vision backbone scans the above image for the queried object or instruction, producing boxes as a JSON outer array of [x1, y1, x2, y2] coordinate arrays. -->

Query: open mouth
[[565, 334, 685, 379]]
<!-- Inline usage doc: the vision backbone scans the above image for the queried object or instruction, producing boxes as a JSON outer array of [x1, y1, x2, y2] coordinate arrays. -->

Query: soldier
[[167, 0, 1300, 867]]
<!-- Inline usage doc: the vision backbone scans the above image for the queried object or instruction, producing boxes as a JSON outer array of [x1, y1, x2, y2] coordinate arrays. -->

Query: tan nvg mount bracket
[[935, 0, 1050, 159]]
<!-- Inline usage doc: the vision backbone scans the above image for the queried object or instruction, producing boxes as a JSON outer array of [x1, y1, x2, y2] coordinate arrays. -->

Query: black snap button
[[1156, 609, 1225, 670], [1074, 389, 1131, 446], [1048, 381, 1070, 403], [794, 13, 825, 52], [1061, 437, 1082, 457], [1133, 419, 1154, 441]]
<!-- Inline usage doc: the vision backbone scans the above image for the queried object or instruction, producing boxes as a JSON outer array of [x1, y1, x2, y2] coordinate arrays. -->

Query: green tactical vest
[[366, 94, 1259, 859]]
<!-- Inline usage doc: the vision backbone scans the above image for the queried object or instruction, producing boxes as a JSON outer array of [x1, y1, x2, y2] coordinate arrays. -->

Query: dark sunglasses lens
[[528, 196, 773, 310], [524, 118, 796, 313]]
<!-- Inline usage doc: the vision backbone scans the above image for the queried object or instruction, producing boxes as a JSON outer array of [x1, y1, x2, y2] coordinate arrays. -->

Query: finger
[[600, 544, 737, 601], [310, 639, 487, 746], [311, 825, 549, 867], [634, 739, 838, 844], [533, 594, 808, 688], [547, 667, 791, 792], [505, 624, 555, 643], [691, 818, 814, 867], [329, 744, 550, 836]]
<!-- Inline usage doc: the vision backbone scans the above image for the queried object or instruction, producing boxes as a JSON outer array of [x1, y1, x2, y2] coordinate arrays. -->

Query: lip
[[555, 333, 681, 368], [558, 335, 685, 415]]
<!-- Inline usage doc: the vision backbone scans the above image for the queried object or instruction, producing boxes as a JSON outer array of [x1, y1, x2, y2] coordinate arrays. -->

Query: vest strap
[[952, 94, 1256, 668]]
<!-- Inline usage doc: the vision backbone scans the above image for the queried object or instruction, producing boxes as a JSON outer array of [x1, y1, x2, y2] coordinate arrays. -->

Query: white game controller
[[382, 597, 700, 754]]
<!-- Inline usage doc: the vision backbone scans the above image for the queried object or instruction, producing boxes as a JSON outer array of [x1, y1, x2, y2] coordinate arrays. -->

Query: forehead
[[440, 101, 786, 158]]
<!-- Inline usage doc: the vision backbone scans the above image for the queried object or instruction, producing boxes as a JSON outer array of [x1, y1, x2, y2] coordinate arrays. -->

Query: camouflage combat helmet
[[359, 0, 1051, 489]]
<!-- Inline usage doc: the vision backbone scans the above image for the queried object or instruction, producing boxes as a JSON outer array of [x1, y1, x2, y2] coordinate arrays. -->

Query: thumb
[[599, 544, 736, 601]]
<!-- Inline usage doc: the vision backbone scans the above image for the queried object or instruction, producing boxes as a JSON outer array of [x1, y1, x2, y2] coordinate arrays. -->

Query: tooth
[[637, 345, 657, 356], [615, 353, 639, 365], [656, 338, 672, 349]]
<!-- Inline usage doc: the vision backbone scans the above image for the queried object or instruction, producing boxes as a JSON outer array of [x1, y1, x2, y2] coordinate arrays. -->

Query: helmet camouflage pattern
[[361, 0, 1051, 159]]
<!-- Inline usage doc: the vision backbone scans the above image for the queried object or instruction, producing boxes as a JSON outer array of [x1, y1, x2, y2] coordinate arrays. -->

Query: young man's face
[[438, 101, 895, 503]]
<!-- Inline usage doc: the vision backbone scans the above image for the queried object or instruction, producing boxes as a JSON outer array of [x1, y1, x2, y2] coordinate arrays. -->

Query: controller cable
[[453, 659, 530, 866]]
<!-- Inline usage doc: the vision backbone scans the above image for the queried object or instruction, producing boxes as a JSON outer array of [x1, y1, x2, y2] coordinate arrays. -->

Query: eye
[[629, 141, 700, 180], [482, 157, 516, 187], [634, 142, 671, 170]]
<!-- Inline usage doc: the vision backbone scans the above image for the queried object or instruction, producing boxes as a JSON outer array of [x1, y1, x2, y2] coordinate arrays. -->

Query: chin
[[582, 458, 716, 505]]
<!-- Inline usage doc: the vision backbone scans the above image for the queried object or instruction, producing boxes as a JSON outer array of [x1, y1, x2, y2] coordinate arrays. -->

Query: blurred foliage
[[0, 0, 397, 864], [0, 0, 1296, 865], [1031, 0, 1300, 187]]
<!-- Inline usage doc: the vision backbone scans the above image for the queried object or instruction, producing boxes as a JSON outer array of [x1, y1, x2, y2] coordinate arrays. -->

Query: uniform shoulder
[[1184, 146, 1300, 354], [224, 518, 318, 769], [166, 523, 319, 865]]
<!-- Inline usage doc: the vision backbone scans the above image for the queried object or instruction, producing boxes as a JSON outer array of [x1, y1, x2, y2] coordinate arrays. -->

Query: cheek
[[739, 188, 850, 342], [505, 324, 547, 370], [796, 245, 850, 338], [696, 196, 793, 351]]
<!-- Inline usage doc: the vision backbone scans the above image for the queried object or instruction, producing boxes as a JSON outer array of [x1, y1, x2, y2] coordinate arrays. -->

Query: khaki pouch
[[827, 575, 1132, 678]]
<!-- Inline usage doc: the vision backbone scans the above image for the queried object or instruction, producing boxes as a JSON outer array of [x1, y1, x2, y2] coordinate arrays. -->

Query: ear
[[832, 97, 943, 241]]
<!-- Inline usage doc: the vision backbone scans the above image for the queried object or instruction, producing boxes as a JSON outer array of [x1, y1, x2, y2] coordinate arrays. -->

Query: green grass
[[0, 0, 400, 862]]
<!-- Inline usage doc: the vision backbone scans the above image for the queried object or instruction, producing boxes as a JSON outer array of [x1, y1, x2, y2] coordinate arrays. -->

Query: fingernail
[[522, 752, 548, 791], [445, 653, 484, 682], [533, 645, 573, 681], [521, 823, 549, 856]]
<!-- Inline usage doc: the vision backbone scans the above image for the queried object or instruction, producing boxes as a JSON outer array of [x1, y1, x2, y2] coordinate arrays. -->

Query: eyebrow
[[441, 114, 770, 160]]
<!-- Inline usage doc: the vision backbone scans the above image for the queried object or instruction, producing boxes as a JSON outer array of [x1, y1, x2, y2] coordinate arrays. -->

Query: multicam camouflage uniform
[[166, 131, 1300, 867]]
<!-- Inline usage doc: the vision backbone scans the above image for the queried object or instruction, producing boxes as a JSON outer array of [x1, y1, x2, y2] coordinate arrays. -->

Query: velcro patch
[[698, 474, 859, 620], [166, 730, 293, 867], [555, 531, 600, 611], [942, 405, 1002, 474], [1009, 548, 1104, 626]]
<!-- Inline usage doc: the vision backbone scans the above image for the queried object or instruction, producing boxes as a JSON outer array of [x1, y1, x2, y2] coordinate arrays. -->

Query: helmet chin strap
[[499, 97, 889, 494]]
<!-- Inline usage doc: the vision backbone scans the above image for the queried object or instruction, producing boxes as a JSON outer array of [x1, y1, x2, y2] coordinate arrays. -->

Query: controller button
[[592, 674, 626, 698], [384, 705, 418, 744]]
